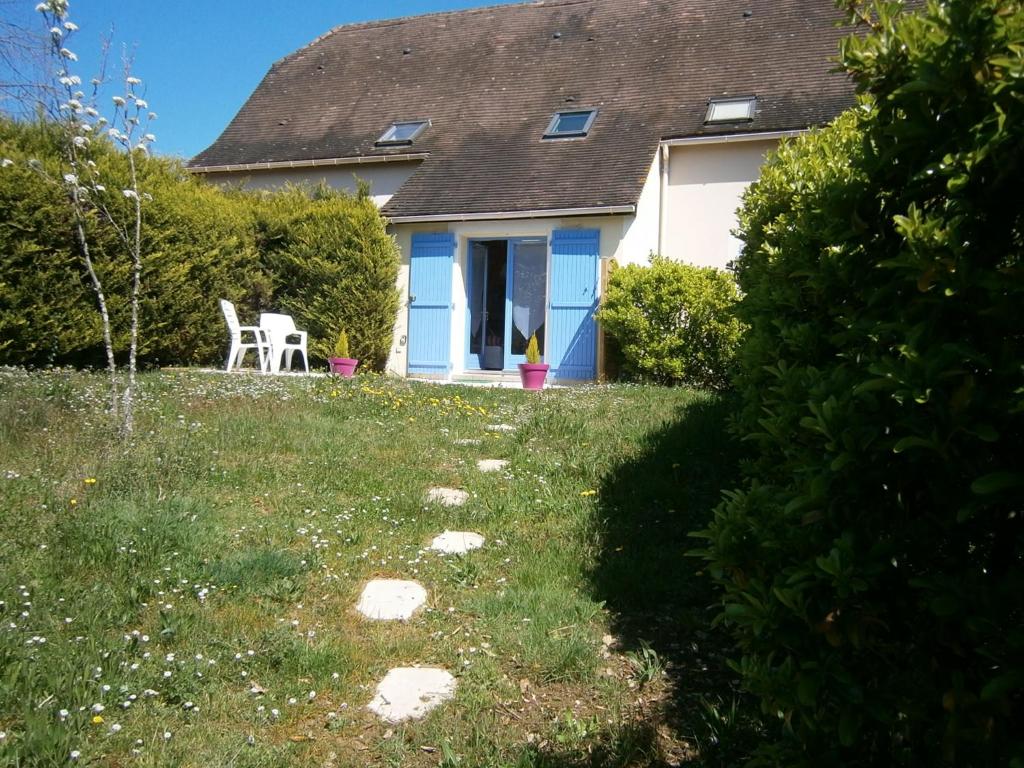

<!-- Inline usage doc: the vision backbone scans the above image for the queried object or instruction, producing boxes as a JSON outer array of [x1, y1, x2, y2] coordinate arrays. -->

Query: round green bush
[[597, 256, 745, 388]]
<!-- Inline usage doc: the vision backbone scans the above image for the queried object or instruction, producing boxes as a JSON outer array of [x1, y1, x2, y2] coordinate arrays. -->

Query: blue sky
[[6, 0, 525, 159]]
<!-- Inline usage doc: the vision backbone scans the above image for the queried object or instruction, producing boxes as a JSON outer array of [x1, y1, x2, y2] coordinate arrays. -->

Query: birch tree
[[33, 0, 156, 434]]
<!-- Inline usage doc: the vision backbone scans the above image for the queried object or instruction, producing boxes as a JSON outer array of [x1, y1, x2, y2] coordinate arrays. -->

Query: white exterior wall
[[387, 215, 628, 377], [617, 153, 662, 267], [661, 139, 778, 270], [199, 161, 421, 208]]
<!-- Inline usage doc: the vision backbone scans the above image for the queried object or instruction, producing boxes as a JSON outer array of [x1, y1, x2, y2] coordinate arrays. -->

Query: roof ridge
[[274, 0, 595, 66]]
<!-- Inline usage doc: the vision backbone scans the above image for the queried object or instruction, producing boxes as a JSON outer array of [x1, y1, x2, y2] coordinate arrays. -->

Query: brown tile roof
[[189, 0, 856, 219]]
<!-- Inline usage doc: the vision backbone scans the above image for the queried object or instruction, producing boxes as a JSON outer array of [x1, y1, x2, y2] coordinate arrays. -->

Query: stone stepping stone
[[453, 438, 482, 447], [476, 459, 509, 473], [485, 424, 516, 433], [426, 487, 469, 507], [476, 458, 509, 473], [368, 667, 457, 723], [430, 530, 485, 555], [356, 579, 427, 621]]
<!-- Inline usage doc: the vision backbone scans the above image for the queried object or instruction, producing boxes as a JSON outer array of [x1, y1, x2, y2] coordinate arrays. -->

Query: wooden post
[[596, 259, 609, 382]]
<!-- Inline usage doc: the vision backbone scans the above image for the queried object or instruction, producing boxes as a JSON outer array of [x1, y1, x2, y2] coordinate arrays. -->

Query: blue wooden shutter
[[408, 232, 455, 375], [548, 229, 599, 380]]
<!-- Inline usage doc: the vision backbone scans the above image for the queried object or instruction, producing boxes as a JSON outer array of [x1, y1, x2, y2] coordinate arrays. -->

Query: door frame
[[463, 236, 549, 372]]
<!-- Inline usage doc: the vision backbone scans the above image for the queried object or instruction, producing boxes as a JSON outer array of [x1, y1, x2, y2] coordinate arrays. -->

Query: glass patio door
[[467, 241, 507, 370], [504, 240, 547, 368]]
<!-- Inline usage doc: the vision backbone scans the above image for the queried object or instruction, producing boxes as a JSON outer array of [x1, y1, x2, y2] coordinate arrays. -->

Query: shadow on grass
[[528, 394, 764, 767]]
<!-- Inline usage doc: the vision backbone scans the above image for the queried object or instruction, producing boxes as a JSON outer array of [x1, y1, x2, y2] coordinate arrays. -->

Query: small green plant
[[554, 710, 601, 746], [439, 741, 462, 767], [446, 555, 479, 588], [625, 640, 663, 687], [525, 333, 541, 364], [333, 329, 350, 359]]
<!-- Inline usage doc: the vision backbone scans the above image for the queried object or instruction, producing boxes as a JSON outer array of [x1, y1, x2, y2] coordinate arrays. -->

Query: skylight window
[[705, 97, 757, 124], [376, 120, 429, 146], [543, 109, 597, 139]]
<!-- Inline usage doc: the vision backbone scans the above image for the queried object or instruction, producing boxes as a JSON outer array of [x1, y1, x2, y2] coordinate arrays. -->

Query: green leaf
[[928, 593, 959, 618], [893, 436, 937, 454], [838, 711, 859, 747], [970, 472, 1024, 495], [970, 424, 999, 442], [980, 671, 1024, 702], [797, 675, 819, 706]]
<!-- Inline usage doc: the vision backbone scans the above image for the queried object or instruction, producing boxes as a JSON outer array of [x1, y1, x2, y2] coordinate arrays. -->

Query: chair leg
[[285, 349, 294, 372], [302, 349, 309, 374], [226, 341, 239, 372]]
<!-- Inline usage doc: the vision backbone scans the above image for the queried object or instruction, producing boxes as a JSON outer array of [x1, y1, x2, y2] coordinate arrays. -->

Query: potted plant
[[328, 330, 358, 377], [518, 334, 549, 390]]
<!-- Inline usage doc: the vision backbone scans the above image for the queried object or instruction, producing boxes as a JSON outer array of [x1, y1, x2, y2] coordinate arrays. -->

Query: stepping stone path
[[426, 487, 469, 507], [476, 459, 509, 473], [368, 667, 457, 723], [361, 446, 505, 723], [430, 530, 485, 555], [356, 579, 427, 621]]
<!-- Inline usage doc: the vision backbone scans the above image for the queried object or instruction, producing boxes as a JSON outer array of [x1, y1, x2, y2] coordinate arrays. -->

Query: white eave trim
[[386, 205, 636, 224], [188, 153, 429, 174], [661, 129, 807, 147]]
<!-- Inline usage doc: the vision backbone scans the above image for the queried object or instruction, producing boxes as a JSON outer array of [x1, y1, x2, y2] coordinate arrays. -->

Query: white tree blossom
[[34, 0, 158, 435]]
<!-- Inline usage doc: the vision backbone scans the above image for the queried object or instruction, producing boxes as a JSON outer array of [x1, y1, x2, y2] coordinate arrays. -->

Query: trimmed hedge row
[[0, 119, 399, 370], [697, 1, 1024, 765]]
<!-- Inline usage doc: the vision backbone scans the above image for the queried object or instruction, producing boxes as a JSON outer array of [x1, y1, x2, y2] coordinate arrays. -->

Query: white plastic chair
[[259, 312, 309, 374], [220, 299, 270, 372]]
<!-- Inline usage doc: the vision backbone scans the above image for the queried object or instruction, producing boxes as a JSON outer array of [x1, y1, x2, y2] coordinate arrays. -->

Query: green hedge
[[696, 1, 1024, 765], [0, 119, 399, 370], [596, 256, 745, 388], [252, 185, 398, 370]]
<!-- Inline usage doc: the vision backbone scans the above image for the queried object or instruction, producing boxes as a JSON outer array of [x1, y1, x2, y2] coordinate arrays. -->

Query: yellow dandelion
[[580, 490, 597, 497], [69, 498, 78, 506], [91, 715, 103, 725], [84, 477, 97, 485]]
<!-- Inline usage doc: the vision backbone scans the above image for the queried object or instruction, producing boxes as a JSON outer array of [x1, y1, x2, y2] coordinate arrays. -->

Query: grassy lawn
[[0, 369, 759, 767]]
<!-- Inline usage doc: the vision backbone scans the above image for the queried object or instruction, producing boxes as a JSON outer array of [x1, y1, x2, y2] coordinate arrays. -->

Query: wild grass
[[0, 368, 759, 766]]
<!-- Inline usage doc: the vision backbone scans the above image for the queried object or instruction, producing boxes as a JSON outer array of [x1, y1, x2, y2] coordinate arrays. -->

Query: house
[[189, 0, 855, 382]]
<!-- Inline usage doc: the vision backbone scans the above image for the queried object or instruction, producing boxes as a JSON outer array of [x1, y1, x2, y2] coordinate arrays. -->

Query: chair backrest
[[220, 299, 241, 339], [259, 313, 297, 335]]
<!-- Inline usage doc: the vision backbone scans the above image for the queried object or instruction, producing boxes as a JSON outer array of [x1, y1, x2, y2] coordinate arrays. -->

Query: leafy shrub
[[253, 184, 399, 371], [696, 1, 1024, 765], [597, 256, 744, 388], [0, 119, 268, 367], [0, 119, 398, 370]]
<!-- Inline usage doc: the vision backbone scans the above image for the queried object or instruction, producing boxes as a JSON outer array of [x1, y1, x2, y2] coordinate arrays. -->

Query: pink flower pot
[[329, 357, 359, 378], [518, 362, 550, 391]]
